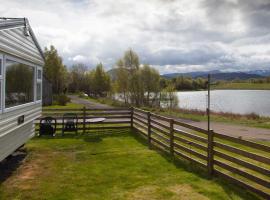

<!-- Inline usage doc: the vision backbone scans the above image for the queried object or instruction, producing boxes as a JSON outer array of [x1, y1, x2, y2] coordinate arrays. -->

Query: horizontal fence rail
[[36, 107, 132, 133], [36, 106, 270, 198]]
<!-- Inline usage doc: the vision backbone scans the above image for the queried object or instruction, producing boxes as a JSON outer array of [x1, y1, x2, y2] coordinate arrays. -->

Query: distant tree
[[115, 59, 129, 103], [90, 63, 111, 97], [44, 45, 68, 94], [160, 78, 168, 89], [160, 84, 178, 109], [68, 63, 88, 93], [123, 49, 140, 73], [140, 64, 160, 105], [116, 49, 142, 105]]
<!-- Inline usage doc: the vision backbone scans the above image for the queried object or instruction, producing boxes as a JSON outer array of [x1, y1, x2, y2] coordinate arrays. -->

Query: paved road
[[70, 95, 270, 141], [175, 118, 270, 141], [69, 95, 113, 109]]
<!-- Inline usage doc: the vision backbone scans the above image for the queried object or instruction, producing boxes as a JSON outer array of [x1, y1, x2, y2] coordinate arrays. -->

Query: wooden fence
[[131, 107, 270, 199], [37, 107, 270, 199]]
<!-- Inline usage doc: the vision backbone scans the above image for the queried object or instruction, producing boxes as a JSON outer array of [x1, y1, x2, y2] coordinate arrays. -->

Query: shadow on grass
[[130, 128, 261, 200], [35, 128, 131, 142], [0, 149, 27, 184]]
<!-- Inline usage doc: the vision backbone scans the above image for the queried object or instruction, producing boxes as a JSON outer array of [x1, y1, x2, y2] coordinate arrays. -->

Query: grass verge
[[79, 95, 270, 130], [213, 82, 270, 90]]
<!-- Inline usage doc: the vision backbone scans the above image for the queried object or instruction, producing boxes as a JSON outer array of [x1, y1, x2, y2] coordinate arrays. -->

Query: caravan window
[[5, 59, 34, 108]]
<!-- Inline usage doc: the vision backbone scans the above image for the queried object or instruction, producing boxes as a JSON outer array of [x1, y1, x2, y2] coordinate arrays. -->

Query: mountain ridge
[[107, 68, 269, 80]]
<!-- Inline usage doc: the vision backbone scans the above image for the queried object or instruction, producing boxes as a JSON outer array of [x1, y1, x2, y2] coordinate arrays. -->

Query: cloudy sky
[[1, 0, 270, 74]]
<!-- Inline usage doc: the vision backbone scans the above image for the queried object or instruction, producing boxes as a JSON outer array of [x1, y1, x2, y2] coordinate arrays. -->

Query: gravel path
[[70, 95, 270, 141]]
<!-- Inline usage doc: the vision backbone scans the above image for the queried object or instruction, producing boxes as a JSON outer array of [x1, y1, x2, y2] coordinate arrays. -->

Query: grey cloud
[[1, 0, 270, 73]]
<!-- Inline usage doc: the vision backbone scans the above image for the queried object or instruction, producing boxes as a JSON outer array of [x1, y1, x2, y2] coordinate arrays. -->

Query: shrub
[[53, 94, 71, 106], [78, 92, 85, 98]]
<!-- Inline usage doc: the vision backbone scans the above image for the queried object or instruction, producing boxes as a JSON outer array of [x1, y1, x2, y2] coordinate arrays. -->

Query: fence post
[[147, 111, 151, 148], [130, 107, 134, 129], [170, 118, 174, 156], [83, 106, 86, 134], [207, 129, 214, 176]]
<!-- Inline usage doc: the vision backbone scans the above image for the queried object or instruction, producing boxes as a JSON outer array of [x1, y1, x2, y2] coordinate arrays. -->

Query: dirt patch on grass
[[0, 149, 27, 183], [126, 186, 164, 200], [3, 152, 52, 191], [126, 184, 209, 200], [168, 184, 209, 200]]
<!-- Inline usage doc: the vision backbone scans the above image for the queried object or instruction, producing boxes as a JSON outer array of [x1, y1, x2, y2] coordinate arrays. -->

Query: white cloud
[[0, 0, 269, 73]]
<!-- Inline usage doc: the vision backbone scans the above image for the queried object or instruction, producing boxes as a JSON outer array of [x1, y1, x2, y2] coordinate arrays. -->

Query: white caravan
[[0, 18, 44, 161]]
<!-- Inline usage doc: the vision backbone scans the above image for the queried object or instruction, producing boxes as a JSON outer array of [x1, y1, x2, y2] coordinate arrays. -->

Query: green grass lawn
[[0, 130, 260, 200], [213, 82, 270, 90]]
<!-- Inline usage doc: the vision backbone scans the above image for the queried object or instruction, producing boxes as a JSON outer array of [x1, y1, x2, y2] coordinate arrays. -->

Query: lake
[[177, 90, 270, 117]]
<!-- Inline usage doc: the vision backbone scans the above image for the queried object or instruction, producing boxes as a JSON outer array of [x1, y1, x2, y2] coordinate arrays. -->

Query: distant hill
[[246, 70, 270, 77], [108, 68, 268, 81], [162, 71, 264, 80], [162, 70, 220, 79], [196, 72, 263, 80]]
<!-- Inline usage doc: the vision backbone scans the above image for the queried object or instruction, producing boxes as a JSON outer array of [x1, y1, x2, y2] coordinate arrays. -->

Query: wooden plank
[[214, 159, 270, 188], [150, 124, 170, 137], [170, 119, 174, 156], [133, 120, 148, 130], [173, 120, 209, 135], [214, 170, 270, 199], [133, 112, 147, 120], [87, 115, 131, 119], [214, 131, 270, 153], [150, 112, 171, 122], [174, 149, 207, 168], [151, 130, 170, 143], [86, 111, 131, 115], [133, 115, 148, 125], [174, 142, 207, 161], [150, 118, 170, 129], [85, 121, 131, 124], [147, 112, 151, 148], [39, 115, 131, 120], [214, 141, 270, 165], [131, 107, 134, 129], [83, 107, 86, 134], [134, 107, 148, 114], [85, 108, 129, 111], [35, 120, 131, 125], [214, 150, 270, 177], [174, 135, 208, 151], [136, 128, 148, 137], [151, 136, 170, 149], [174, 128, 207, 143], [207, 130, 214, 176], [43, 108, 82, 111]]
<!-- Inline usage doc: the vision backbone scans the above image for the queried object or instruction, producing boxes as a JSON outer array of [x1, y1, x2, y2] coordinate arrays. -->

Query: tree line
[[43, 46, 176, 107]]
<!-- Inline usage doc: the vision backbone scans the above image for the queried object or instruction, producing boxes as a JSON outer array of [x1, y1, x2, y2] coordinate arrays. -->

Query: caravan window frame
[[36, 66, 42, 102], [0, 54, 3, 113], [3, 55, 38, 113]]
